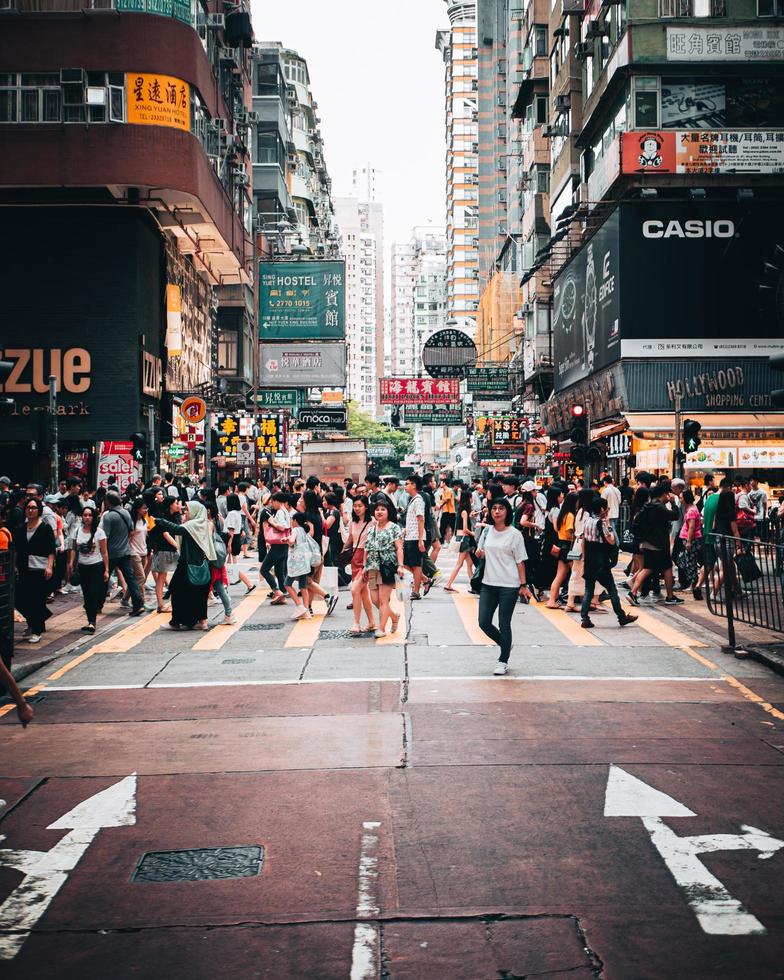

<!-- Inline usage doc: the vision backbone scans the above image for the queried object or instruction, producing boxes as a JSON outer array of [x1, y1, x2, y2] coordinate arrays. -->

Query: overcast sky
[[250, 0, 447, 252]]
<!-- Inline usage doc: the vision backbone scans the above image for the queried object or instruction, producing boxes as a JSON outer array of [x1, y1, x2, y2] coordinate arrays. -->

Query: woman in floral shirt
[[363, 499, 404, 638]]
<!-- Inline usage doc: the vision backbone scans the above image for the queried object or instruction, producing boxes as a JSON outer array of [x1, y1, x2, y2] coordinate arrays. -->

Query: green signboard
[[466, 366, 510, 393], [368, 444, 397, 459], [259, 260, 346, 340], [167, 444, 187, 459], [250, 389, 300, 409], [403, 403, 464, 425], [115, 0, 190, 19]]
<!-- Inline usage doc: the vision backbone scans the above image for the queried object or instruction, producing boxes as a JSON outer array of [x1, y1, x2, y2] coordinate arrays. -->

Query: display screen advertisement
[[621, 130, 784, 177], [552, 211, 621, 391], [259, 343, 346, 387], [552, 201, 784, 392], [259, 261, 346, 340], [618, 201, 784, 360]]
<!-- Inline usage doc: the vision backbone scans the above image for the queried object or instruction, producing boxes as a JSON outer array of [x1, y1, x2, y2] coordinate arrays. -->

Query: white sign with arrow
[[0, 773, 137, 960], [604, 766, 783, 936]]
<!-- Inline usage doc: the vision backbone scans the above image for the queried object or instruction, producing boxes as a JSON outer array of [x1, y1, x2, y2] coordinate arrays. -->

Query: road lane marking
[[376, 591, 406, 645], [192, 590, 267, 650], [450, 592, 495, 646], [87, 611, 170, 653], [285, 602, 326, 648], [350, 820, 381, 980], [527, 600, 604, 646], [628, 608, 707, 650], [605, 766, 783, 935], [721, 675, 784, 722], [0, 774, 137, 960]]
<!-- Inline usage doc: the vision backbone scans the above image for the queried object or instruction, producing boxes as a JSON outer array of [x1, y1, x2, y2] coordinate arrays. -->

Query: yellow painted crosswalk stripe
[[87, 611, 170, 653], [192, 590, 267, 650], [527, 600, 605, 646], [285, 598, 327, 648], [451, 591, 496, 646], [630, 607, 707, 649]]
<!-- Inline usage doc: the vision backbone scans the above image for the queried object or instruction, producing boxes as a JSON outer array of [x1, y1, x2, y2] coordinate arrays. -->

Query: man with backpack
[[627, 482, 684, 607], [580, 497, 638, 630]]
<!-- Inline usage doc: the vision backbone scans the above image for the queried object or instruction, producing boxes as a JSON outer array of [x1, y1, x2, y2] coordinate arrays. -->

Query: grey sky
[[250, 0, 447, 251]]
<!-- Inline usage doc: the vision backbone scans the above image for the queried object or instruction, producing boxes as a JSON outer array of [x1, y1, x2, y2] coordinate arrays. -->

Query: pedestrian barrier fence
[[0, 545, 14, 666], [705, 533, 784, 648]]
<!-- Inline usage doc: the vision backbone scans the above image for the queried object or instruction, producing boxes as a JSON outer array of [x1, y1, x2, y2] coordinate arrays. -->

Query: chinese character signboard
[[259, 260, 346, 340], [666, 26, 784, 62], [214, 413, 285, 458], [126, 73, 190, 131], [466, 366, 510, 393], [489, 416, 528, 448], [622, 130, 784, 176], [250, 389, 300, 409], [379, 377, 461, 404], [403, 403, 464, 425], [421, 329, 477, 379], [260, 343, 346, 387]]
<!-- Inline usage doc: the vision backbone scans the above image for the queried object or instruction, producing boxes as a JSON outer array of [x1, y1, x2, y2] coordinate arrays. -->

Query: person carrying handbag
[[580, 498, 638, 630], [153, 501, 216, 631], [363, 498, 404, 638]]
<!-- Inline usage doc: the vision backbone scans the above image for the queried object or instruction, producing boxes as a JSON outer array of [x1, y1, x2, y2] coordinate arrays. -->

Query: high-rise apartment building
[[334, 196, 381, 416], [390, 227, 447, 377], [436, 1, 481, 340], [252, 44, 336, 254]]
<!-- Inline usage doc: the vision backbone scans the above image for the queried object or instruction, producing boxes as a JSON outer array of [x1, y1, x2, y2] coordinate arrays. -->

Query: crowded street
[[3, 530, 784, 978]]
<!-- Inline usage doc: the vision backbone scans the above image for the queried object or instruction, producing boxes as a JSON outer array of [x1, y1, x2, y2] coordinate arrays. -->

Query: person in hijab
[[153, 500, 217, 630]]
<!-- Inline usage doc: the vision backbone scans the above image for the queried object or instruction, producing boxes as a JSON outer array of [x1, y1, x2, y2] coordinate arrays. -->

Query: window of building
[[217, 329, 239, 376], [632, 75, 660, 128], [256, 61, 284, 99], [257, 125, 285, 168], [533, 25, 548, 57], [0, 73, 61, 123], [758, 0, 784, 12], [659, 0, 725, 14], [283, 60, 307, 86]]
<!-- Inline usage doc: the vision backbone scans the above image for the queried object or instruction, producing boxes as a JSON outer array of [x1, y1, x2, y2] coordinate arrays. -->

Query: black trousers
[[17, 569, 51, 634], [261, 543, 288, 592], [79, 561, 107, 624], [478, 584, 519, 663]]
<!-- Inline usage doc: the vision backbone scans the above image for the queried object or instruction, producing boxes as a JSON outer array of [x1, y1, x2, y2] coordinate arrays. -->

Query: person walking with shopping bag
[[474, 498, 531, 675], [154, 500, 217, 630]]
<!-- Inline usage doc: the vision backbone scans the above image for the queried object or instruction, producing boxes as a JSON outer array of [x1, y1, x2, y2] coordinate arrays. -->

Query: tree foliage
[[346, 402, 413, 458]]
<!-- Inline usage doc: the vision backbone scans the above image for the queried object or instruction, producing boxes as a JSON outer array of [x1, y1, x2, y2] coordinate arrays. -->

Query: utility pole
[[49, 375, 58, 491]]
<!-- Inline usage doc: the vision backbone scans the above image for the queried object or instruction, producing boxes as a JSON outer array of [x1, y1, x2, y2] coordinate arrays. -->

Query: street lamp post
[[49, 375, 58, 491]]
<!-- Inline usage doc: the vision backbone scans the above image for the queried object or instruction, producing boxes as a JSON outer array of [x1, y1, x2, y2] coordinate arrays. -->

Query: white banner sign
[[666, 26, 784, 62]]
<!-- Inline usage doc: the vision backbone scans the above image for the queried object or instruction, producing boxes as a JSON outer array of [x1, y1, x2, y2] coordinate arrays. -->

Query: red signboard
[[379, 377, 461, 404]]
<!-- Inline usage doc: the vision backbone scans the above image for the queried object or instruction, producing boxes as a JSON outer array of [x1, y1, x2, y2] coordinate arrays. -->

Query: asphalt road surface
[[2, 550, 784, 979]]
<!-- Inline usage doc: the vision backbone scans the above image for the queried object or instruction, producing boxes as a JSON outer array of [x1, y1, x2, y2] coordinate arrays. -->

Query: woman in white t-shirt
[[474, 498, 531, 675], [69, 504, 109, 634]]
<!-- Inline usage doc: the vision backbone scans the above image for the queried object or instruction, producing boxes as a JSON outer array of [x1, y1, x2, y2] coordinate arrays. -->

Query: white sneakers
[[28, 634, 41, 644], [223, 615, 237, 625], [493, 661, 508, 676], [291, 606, 312, 621]]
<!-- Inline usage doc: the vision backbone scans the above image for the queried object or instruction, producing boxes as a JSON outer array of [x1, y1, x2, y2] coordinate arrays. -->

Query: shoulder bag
[[598, 521, 620, 569], [469, 526, 489, 594]]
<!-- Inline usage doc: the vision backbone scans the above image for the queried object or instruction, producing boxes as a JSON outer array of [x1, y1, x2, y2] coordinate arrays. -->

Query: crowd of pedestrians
[[1, 467, 781, 686]]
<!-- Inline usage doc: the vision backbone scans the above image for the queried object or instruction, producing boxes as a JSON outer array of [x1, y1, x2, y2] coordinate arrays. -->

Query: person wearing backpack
[[580, 497, 638, 630], [101, 492, 145, 616]]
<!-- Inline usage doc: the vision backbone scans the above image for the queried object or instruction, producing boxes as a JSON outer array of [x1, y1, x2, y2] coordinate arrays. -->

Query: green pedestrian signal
[[683, 419, 701, 454]]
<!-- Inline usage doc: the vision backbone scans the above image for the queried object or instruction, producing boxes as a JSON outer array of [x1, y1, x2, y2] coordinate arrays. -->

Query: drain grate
[[319, 628, 355, 639], [132, 845, 264, 883], [240, 623, 285, 632], [221, 658, 256, 665]]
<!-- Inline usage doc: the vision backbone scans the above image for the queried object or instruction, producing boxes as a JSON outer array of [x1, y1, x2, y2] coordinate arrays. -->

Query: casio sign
[[642, 219, 735, 239]]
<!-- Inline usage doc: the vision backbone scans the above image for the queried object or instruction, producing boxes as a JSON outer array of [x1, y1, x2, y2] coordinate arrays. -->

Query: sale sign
[[97, 441, 139, 492]]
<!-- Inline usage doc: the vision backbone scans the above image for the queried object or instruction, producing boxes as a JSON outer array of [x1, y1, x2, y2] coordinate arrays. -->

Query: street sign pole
[[673, 391, 683, 480], [48, 375, 58, 491]]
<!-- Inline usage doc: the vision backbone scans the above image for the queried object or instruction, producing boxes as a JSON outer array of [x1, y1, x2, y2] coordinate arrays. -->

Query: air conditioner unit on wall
[[207, 12, 225, 28], [586, 19, 608, 38]]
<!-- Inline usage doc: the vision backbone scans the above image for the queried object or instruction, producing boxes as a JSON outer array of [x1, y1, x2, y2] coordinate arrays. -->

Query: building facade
[[436, 1, 481, 341], [0, 2, 256, 483], [522, 0, 784, 486], [334, 197, 380, 416]]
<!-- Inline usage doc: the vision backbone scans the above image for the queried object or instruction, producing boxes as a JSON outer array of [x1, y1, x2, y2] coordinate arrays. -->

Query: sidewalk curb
[[747, 644, 784, 678]]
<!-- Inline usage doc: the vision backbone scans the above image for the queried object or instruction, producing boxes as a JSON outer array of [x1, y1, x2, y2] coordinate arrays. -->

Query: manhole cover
[[240, 623, 284, 632], [132, 845, 264, 883], [319, 629, 354, 639], [221, 658, 256, 665]]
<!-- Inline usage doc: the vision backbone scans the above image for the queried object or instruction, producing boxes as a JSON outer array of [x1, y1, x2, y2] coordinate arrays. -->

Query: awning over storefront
[[625, 412, 784, 434]]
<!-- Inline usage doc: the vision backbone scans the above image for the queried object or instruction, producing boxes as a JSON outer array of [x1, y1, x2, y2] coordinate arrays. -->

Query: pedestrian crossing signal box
[[683, 419, 702, 454]]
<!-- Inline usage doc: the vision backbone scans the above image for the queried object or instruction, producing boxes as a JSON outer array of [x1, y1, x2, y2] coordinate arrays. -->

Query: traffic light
[[771, 353, 784, 408], [569, 404, 587, 464], [0, 360, 13, 407], [683, 419, 702, 454], [130, 431, 146, 463]]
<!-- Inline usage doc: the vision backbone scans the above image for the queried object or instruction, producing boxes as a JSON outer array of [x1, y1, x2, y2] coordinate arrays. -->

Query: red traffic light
[[571, 404, 585, 417]]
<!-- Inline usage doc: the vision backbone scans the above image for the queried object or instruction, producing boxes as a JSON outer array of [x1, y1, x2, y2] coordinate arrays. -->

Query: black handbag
[[598, 521, 619, 568], [379, 559, 397, 585], [469, 558, 485, 594], [734, 551, 762, 584]]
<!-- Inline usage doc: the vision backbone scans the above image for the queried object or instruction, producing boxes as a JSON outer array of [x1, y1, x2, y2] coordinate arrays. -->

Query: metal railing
[[705, 533, 784, 648], [0, 546, 14, 668]]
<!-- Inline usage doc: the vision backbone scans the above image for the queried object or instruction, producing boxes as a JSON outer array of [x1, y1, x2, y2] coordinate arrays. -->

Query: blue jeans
[[212, 579, 232, 616]]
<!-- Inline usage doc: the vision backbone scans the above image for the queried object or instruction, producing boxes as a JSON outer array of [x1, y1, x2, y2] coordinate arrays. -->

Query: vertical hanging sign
[[166, 284, 182, 357]]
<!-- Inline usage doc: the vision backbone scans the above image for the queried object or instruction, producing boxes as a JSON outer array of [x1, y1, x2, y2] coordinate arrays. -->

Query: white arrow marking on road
[[604, 766, 783, 936], [0, 773, 137, 960]]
